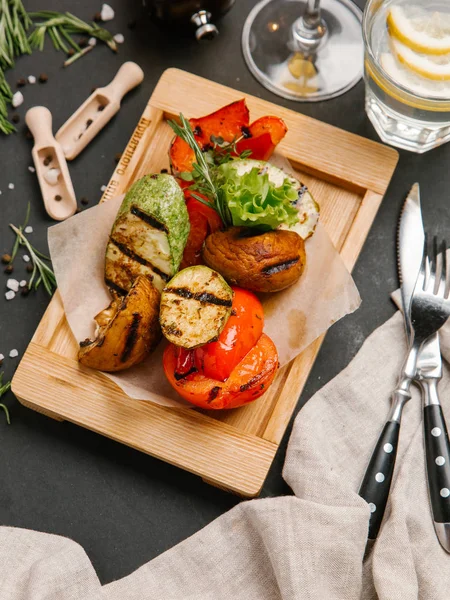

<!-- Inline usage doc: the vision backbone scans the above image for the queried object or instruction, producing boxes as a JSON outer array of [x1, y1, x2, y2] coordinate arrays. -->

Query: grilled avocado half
[[105, 174, 190, 295]]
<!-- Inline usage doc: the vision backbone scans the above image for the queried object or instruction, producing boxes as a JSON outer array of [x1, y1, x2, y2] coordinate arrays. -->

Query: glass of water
[[364, 0, 450, 153]]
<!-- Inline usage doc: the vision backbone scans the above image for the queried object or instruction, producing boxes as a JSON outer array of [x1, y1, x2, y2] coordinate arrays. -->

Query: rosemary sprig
[[208, 134, 252, 166], [0, 0, 31, 131], [0, 66, 14, 133], [0, 6, 117, 133], [168, 114, 233, 225], [8, 204, 57, 295], [29, 11, 117, 65], [0, 372, 11, 425]]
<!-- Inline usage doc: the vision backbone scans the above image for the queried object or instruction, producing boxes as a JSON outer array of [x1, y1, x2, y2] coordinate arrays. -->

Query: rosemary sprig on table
[[0, 5, 116, 132], [0, 372, 11, 425], [0, 0, 31, 132], [8, 204, 57, 295], [29, 11, 117, 65]]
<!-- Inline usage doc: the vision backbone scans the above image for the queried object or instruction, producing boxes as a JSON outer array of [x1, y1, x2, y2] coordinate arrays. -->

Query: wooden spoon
[[26, 106, 77, 222], [55, 62, 144, 160]]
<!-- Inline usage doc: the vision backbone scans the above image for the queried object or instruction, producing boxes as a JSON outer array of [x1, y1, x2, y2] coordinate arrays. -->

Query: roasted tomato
[[164, 333, 278, 410], [180, 194, 223, 269], [163, 288, 278, 409], [194, 287, 264, 381], [170, 99, 250, 174], [236, 116, 288, 161]]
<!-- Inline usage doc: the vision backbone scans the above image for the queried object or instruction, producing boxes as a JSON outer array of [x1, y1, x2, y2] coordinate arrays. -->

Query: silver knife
[[359, 183, 424, 540], [399, 185, 450, 552]]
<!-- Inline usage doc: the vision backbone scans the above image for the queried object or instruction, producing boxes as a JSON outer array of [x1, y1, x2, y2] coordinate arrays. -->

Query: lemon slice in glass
[[387, 6, 450, 55], [391, 38, 450, 80], [380, 53, 450, 98]]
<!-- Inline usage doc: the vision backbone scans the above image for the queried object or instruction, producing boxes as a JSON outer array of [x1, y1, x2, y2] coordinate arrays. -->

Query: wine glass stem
[[293, 0, 327, 50], [303, 0, 321, 29]]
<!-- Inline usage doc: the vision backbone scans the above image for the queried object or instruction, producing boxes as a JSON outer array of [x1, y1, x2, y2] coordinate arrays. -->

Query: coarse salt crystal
[[23, 255, 30, 263], [44, 168, 60, 186], [5, 291, 15, 300], [28, 166, 35, 173], [8, 183, 14, 190], [6, 279, 19, 292], [101, 185, 107, 192], [12, 91, 24, 108], [101, 3, 115, 21], [19, 280, 27, 287], [113, 33, 124, 44], [28, 75, 36, 84], [24, 226, 33, 234], [88, 37, 97, 47], [9, 349, 19, 358]]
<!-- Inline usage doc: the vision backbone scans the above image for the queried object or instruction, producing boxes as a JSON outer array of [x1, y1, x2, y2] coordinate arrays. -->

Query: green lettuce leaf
[[214, 162, 299, 230]]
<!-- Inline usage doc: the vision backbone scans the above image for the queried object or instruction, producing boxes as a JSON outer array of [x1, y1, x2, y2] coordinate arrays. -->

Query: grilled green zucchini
[[160, 266, 233, 349], [105, 174, 190, 294]]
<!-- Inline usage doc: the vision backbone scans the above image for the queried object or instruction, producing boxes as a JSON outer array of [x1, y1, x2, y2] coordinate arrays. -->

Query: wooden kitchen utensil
[[26, 106, 77, 222], [55, 62, 144, 160]]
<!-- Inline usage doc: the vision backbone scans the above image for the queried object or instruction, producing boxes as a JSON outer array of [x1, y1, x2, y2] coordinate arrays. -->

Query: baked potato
[[78, 275, 161, 372], [202, 227, 306, 293]]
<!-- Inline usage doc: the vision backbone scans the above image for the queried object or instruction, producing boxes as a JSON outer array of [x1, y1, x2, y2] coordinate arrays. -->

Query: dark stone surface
[[0, 0, 450, 586]]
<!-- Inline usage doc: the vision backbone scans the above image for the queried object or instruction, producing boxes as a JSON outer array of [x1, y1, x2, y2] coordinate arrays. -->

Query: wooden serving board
[[12, 69, 398, 497]]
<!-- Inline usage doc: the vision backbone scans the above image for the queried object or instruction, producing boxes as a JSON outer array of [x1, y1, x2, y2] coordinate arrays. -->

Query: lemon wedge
[[388, 6, 450, 55], [380, 52, 450, 99], [391, 38, 450, 80]]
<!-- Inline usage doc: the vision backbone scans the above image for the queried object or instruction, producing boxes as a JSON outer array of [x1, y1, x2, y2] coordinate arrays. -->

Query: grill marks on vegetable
[[109, 238, 170, 282], [120, 312, 141, 363], [160, 266, 233, 349], [106, 202, 173, 294], [130, 206, 168, 233], [166, 286, 232, 307], [262, 257, 300, 276]]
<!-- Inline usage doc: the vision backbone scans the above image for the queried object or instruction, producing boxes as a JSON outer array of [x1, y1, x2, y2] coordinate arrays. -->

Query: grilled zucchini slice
[[105, 174, 190, 295], [160, 266, 233, 349]]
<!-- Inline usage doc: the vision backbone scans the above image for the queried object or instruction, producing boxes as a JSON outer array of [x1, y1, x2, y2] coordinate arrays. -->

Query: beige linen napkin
[[2, 310, 450, 599]]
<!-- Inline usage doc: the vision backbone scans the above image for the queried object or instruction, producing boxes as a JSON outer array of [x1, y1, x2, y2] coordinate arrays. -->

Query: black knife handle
[[424, 404, 450, 523], [359, 421, 400, 539]]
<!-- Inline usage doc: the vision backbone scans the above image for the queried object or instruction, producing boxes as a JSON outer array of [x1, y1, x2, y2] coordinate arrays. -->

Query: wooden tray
[[12, 69, 398, 497]]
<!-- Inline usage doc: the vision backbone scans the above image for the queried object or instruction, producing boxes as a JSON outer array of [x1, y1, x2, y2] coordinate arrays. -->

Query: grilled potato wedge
[[78, 275, 161, 372], [105, 174, 190, 295], [202, 227, 306, 293], [160, 266, 233, 349]]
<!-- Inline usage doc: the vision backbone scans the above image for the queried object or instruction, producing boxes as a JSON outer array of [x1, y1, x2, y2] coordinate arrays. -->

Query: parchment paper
[[48, 164, 361, 408]]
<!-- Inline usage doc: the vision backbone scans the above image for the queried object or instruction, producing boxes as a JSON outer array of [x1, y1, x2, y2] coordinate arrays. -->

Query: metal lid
[[191, 10, 219, 41]]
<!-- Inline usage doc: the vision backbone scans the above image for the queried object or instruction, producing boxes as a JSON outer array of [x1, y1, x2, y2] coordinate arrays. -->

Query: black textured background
[[1, 0, 450, 585]]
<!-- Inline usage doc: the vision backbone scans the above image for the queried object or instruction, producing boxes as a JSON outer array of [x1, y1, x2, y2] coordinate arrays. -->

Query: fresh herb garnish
[[215, 162, 299, 230], [8, 204, 57, 295], [168, 113, 301, 232], [0, 3, 116, 132], [0, 372, 11, 425], [29, 11, 117, 66], [208, 134, 252, 166], [0, 0, 31, 133], [168, 114, 231, 224]]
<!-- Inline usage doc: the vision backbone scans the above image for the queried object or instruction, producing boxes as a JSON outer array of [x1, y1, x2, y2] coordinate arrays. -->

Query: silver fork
[[412, 238, 450, 552]]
